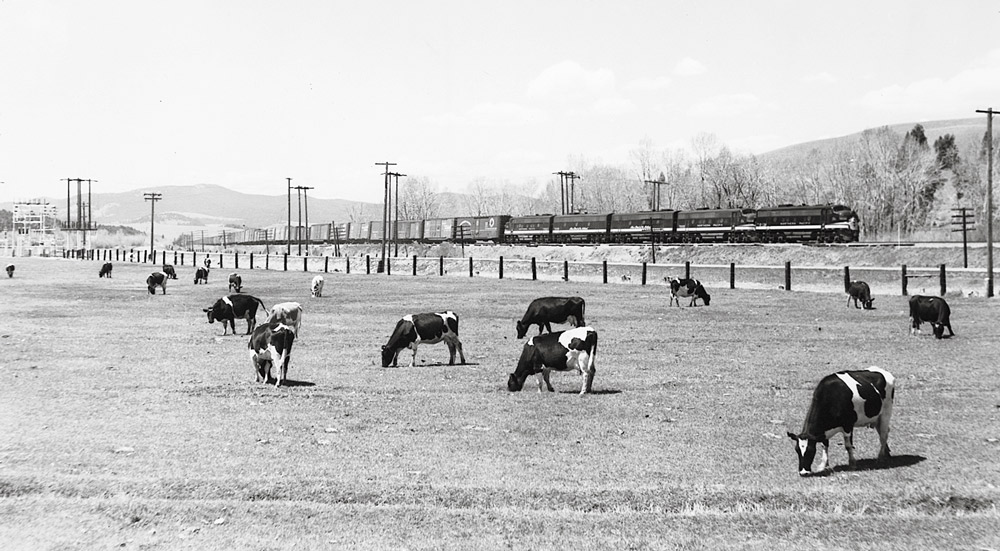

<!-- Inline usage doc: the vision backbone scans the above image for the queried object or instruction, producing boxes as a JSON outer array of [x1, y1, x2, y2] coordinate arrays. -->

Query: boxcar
[[309, 223, 331, 242], [333, 222, 351, 242], [454, 215, 509, 242], [349, 221, 371, 242], [396, 219, 424, 241], [423, 218, 456, 242]]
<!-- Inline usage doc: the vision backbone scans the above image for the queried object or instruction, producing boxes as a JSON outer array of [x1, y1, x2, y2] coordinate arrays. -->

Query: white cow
[[265, 302, 303, 337], [311, 275, 325, 298]]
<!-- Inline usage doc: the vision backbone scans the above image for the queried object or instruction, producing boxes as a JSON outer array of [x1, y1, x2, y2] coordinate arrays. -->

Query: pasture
[[0, 256, 998, 550]]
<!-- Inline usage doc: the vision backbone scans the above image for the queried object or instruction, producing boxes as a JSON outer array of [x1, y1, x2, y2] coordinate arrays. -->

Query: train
[[195, 204, 860, 248]]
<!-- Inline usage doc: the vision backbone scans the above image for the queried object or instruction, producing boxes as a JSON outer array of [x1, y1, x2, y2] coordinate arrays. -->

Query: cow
[[787, 367, 895, 476], [264, 302, 302, 337], [248, 321, 295, 387], [311, 275, 324, 297], [909, 295, 954, 339], [146, 271, 168, 295], [163, 265, 177, 279], [204, 258, 212, 269], [515, 297, 586, 339], [846, 280, 874, 309], [381, 311, 466, 368], [507, 326, 598, 395], [5, 264, 14, 278], [669, 277, 711, 307], [203, 294, 268, 335], [98, 262, 113, 278], [228, 272, 242, 293], [194, 267, 209, 284]]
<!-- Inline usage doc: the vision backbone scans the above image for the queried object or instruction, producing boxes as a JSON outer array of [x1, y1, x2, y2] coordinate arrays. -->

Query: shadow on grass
[[831, 454, 926, 473], [408, 362, 481, 368], [556, 389, 622, 396], [272, 379, 316, 388]]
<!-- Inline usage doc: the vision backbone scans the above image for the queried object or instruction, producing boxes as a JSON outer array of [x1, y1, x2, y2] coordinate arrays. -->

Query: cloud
[[526, 60, 616, 100], [674, 57, 707, 76], [802, 72, 837, 84], [624, 76, 671, 92], [690, 93, 773, 118], [423, 102, 548, 127], [591, 97, 636, 117], [857, 49, 1000, 113]]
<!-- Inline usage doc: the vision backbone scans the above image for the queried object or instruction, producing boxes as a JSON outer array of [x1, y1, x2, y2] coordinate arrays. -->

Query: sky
[[2, 0, 999, 205]]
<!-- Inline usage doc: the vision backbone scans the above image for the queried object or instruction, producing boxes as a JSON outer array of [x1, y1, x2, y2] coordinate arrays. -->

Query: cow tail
[[257, 298, 269, 319]]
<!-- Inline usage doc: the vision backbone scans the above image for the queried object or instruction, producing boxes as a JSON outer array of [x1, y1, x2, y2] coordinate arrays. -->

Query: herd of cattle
[[0, 258, 962, 476]]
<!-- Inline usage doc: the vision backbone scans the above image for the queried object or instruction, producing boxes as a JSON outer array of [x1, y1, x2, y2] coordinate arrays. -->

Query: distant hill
[[761, 117, 985, 163]]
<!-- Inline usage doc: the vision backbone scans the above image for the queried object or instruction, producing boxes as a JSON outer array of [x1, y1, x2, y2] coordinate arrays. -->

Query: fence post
[[603, 260, 607, 284], [413, 255, 417, 276], [784, 261, 791, 291], [469, 257, 474, 277], [563, 260, 568, 281], [249, 253, 254, 269], [843, 266, 851, 293], [387, 257, 391, 275], [235, 253, 239, 270], [685, 261, 690, 280], [192, 252, 196, 266], [940, 264, 946, 297], [283, 254, 288, 271], [304, 256, 308, 272], [439, 256, 443, 276], [173, 251, 178, 265], [219, 254, 223, 269], [346, 256, 351, 274], [366, 255, 371, 275], [730, 262, 736, 289], [265, 254, 269, 270], [901, 265, 908, 296], [499, 256, 504, 279], [531, 258, 537, 281], [325, 256, 329, 273], [642, 262, 647, 285]]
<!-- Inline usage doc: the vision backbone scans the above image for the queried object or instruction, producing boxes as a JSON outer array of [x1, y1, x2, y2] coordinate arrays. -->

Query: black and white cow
[[99, 262, 113, 278], [669, 277, 711, 307], [311, 275, 324, 297], [204, 258, 212, 269], [787, 366, 894, 476], [194, 267, 209, 284], [228, 272, 242, 293], [909, 295, 954, 339], [381, 311, 466, 368], [507, 326, 598, 395], [5, 264, 14, 278], [248, 320, 295, 387], [265, 302, 302, 337], [846, 280, 874, 309], [203, 294, 268, 335], [163, 264, 177, 279], [515, 297, 586, 338], [146, 271, 168, 294]]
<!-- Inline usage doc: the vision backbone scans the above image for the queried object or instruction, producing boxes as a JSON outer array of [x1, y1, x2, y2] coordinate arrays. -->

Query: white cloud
[[690, 93, 773, 118], [422, 102, 548, 127], [591, 97, 636, 117], [526, 60, 616, 100], [803, 72, 837, 84], [625, 75, 671, 92], [674, 57, 707, 76], [857, 49, 1000, 113]]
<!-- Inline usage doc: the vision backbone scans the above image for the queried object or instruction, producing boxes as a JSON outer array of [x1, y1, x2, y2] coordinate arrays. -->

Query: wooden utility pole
[[566, 172, 581, 213], [286, 177, 292, 255], [389, 172, 406, 256], [976, 108, 996, 297], [375, 162, 396, 273], [553, 171, 568, 214], [143, 192, 162, 255], [951, 208, 975, 268], [293, 185, 313, 255]]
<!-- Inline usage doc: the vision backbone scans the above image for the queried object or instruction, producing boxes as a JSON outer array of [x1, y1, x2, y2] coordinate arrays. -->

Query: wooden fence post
[[843, 266, 851, 293], [413, 255, 417, 276], [901, 265, 908, 296], [325, 256, 329, 273], [685, 261, 690, 280], [641, 262, 647, 285], [265, 254, 269, 270], [469, 257, 473, 277], [940, 264, 946, 297], [603, 260, 607, 284], [531, 258, 537, 281], [366, 255, 370, 275], [192, 252, 196, 266], [249, 253, 254, 269], [563, 260, 568, 282], [219, 254, 223, 269], [784, 261, 791, 291], [439, 256, 443, 276], [303, 256, 308, 272], [235, 253, 239, 270], [387, 257, 391, 275], [283, 254, 288, 271], [499, 256, 504, 279], [730, 262, 736, 289], [346, 256, 351, 274]]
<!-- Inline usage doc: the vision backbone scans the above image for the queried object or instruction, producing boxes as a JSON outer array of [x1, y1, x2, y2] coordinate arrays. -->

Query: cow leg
[[579, 352, 595, 395], [275, 352, 289, 387], [843, 431, 857, 468], [455, 339, 466, 365], [409, 345, 418, 368], [252, 356, 264, 383], [815, 442, 829, 472], [541, 369, 555, 392], [446, 341, 456, 365]]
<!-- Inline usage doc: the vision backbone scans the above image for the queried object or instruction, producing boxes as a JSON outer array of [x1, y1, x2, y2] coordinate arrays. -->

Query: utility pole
[[143, 192, 162, 255], [286, 177, 292, 255], [292, 185, 313, 255], [303, 186, 312, 255], [566, 171, 581, 214], [389, 172, 406, 256], [644, 174, 667, 211], [977, 108, 996, 298], [553, 171, 568, 214], [375, 162, 396, 273], [951, 208, 975, 268]]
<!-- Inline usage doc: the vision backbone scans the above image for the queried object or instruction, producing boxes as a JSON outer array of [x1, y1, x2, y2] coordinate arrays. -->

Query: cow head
[[204, 306, 217, 324], [515, 320, 529, 339], [863, 297, 875, 310], [380, 345, 395, 368], [786, 432, 827, 476], [6, 265, 15, 277], [700, 290, 711, 306], [507, 373, 526, 392]]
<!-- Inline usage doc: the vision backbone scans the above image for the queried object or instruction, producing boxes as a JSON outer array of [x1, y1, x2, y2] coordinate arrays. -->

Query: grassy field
[[0, 256, 998, 550]]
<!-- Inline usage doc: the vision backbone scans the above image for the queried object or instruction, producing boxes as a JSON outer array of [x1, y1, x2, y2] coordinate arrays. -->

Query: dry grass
[[0, 256, 998, 550]]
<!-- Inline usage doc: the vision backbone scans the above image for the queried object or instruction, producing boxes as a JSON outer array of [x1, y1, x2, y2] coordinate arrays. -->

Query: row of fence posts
[[70, 248, 952, 296]]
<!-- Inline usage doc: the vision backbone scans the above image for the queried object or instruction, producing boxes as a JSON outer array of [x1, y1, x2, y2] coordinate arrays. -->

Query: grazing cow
[[846, 280, 875, 309], [909, 295, 954, 339], [163, 264, 177, 279], [311, 275, 324, 297], [146, 271, 168, 295], [203, 294, 268, 335], [669, 277, 711, 307], [248, 321, 295, 387], [515, 297, 586, 338], [5, 264, 14, 278], [204, 258, 212, 269], [507, 326, 598, 395], [264, 302, 303, 337], [228, 272, 242, 293], [194, 267, 209, 284], [99, 262, 113, 278], [787, 367, 895, 476], [381, 311, 466, 368]]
